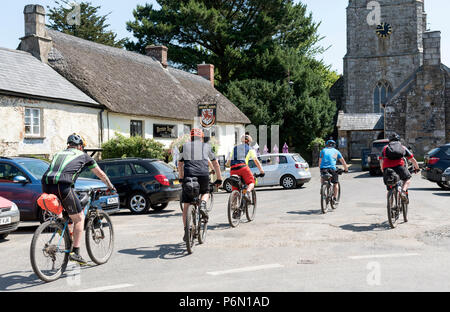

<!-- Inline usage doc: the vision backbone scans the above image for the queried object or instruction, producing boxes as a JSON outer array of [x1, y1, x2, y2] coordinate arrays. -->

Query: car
[[80, 158, 182, 214], [422, 144, 450, 190], [0, 157, 120, 222], [442, 167, 450, 187], [0, 196, 20, 240], [367, 139, 389, 176], [222, 153, 311, 192]]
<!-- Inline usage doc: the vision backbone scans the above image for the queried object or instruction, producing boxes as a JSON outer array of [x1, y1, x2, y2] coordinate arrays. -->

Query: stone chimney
[[145, 45, 168, 68], [198, 64, 215, 87], [19, 5, 52, 63], [423, 31, 441, 67]]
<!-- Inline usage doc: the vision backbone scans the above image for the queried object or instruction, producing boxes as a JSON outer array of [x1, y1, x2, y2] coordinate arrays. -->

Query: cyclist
[[178, 129, 222, 240], [226, 134, 265, 202], [41, 134, 116, 265], [380, 133, 420, 203], [319, 139, 349, 203]]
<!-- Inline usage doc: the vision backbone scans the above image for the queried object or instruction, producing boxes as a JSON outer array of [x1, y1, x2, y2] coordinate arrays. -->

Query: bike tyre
[[227, 191, 241, 228], [185, 205, 196, 254], [331, 183, 341, 210], [246, 190, 257, 222], [320, 184, 329, 214], [85, 211, 114, 265], [387, 189, 399, 229]]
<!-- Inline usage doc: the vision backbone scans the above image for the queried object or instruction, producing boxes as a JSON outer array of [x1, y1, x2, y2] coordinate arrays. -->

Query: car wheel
[[150, 203, 169, 212], [437, 182, 450, 190], [281, 175, 297, 189], [223, 179, 233, 193], [127, 192, 150, 214], [0, 233, 9, 240]]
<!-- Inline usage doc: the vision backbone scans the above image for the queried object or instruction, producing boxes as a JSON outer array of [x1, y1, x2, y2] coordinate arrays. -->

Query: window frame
[[130, 120, 144, 137], [24, 107, 43, 138], [373, 81, 393, 113]]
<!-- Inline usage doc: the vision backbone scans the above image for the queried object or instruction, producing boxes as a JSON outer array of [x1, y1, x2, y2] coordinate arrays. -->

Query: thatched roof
[[0, 47, 98, 106], [46, 30, 250, 124]]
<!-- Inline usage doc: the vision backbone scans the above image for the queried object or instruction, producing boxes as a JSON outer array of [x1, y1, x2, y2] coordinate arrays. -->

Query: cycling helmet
[[241, 134, 253, 144], [389, 133, 401, 142], [326, 140, 336, 147], [67, 133, 85, 147], [190, 128, 204, 138]]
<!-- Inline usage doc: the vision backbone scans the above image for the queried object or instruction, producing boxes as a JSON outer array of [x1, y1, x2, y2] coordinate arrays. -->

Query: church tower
[[344, 0, 427, 114]]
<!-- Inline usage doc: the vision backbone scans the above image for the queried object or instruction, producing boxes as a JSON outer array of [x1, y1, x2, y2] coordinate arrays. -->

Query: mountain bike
[[180, 173, 214, 213], [30, 190, 115, 282], [184, 183, 215, 254], [320, 168, 345, 214], [227, 173, 263, 228]]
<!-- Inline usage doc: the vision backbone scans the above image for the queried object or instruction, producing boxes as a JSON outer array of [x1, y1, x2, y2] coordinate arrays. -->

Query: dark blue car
[[0, 157, 120, 222], [422, 144, 450, 190]]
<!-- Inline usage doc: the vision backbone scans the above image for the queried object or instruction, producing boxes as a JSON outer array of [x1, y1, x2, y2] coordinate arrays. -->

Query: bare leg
[[403, 179, 411, 192], [182, 203, 190, 227], [247, 183, 255, 194], [69, 212, 85, 248], [334, 183, 339, 199]]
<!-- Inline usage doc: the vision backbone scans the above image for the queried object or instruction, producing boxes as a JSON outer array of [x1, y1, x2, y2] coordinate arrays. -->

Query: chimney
[[145, 45, 168, 68], [423, 31, 441, 67], [197, 63, 215, 87], [19, 5, 52, 63]]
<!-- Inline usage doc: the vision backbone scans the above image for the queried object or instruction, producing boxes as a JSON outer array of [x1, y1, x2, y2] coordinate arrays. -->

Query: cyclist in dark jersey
[[42, 134, 116, 265]]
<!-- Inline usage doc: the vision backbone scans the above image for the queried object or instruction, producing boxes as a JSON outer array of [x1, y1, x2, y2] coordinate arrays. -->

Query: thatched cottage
[[16, 4, 250, 157]]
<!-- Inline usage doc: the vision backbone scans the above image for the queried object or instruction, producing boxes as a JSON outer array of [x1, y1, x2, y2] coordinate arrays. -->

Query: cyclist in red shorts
[[226, 134, 264, 200]]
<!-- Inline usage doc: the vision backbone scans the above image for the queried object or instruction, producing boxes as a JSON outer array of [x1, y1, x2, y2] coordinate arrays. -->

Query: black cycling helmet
[[67, 133, 85, 147], [389, 133, 401, 142]]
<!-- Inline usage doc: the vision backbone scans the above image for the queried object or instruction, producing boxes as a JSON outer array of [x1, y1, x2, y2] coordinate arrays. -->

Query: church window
[[373, 81, 393, 113]]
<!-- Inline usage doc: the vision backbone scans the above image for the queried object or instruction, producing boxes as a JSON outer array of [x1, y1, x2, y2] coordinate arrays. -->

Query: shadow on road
[[409, 187, 443, 192], [0, 271, 42, 291], [353, 172, 381, 179], [208, 223, 230, 231], [119, 243, 188, 260], [433, 192, 450, 197], [287, 210, 321, 216], [339, 222, 391, 232], [148, 210, 182, 218]]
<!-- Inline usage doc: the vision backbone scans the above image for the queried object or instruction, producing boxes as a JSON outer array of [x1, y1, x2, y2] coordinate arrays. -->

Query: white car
[[222, 153, 311, 192]]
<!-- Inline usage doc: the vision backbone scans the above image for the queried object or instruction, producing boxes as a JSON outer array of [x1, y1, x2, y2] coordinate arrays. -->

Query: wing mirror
[[13, 176, 28, 184]]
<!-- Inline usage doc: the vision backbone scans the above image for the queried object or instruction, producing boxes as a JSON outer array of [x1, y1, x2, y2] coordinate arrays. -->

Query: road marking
[[75, 283, 134, 292], [348, 253, 420, 260], [207, 264, 284, 276]]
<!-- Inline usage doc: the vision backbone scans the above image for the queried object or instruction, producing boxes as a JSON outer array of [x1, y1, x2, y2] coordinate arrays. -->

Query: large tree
[[47, 0, 126, 48]]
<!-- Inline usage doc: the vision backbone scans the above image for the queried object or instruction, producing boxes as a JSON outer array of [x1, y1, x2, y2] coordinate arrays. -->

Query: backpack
[[385, 142, 405, 160], [182, 177, 200, 202], [37, 193, 63, 215], [383, 168, 400, 186]]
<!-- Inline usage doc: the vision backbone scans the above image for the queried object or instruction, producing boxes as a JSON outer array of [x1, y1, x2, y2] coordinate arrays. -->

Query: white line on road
[[207, 264, 284, 276], [75, 283, 134, 292], [348, 253, 420, 260]]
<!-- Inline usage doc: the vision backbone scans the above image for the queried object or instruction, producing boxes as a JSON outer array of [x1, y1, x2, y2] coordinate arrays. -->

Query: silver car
[[0, 196, 20, 240], [223, 153, 312, 192]]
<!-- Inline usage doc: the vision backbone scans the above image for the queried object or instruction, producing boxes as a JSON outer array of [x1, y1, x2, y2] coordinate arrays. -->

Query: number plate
[[173, 180, 180, 185], [0, 217, 11, 225], [107, 197, 119, 205]]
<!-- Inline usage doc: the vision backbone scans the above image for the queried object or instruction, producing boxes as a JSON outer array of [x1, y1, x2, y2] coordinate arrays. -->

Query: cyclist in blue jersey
[[319, 140, 349, 203]]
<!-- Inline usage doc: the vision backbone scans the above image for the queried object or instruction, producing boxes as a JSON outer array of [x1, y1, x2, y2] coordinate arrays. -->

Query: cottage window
[[130, 120, 143, 137], [24, 108, 42, 137], [373, 81, 393, 113]]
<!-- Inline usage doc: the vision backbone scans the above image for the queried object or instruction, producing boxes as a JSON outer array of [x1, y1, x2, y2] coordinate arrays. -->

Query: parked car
[[367, 139, 389, 176], [0, 157, 120, 222], [0, 196, 20, 240], [80, 158, 182, 214], [442, 167, 450, 187], [222, 153, 311, 192], [422, 144, 450, 190]]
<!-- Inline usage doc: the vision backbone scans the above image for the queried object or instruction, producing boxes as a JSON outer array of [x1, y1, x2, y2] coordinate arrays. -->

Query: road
[[1, 166, 449, 292]]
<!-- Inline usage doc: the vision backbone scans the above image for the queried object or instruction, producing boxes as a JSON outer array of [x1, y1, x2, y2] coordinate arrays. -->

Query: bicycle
[[180, 172, 215, 213], [184, 182, 214, 254], [30, 190, 115, 282], [386, 164, 419, 229], [227, 173, 263, 228], [320, 168, 345, 214]]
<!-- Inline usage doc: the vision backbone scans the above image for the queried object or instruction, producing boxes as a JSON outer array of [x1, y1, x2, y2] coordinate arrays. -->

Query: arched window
[[373, 81, 393, 113]]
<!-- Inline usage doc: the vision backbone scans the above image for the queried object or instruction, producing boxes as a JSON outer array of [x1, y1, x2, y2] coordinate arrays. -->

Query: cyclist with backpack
[[380, 133, 420, 203]]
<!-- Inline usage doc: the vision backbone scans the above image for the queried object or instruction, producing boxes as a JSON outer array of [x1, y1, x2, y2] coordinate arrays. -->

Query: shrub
[[101, 133, 166, 160]]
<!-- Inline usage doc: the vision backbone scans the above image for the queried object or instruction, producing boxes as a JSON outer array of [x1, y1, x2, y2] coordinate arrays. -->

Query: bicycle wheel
[[246, 190, 257, 222], [197, 211, 208, 245], [320, 183, 330, 214], [387, 189, 399, 228], [185, 205, 196, 254], [227, 191, 241, 228], [30, 220, 70, 282], [206, 191, 214, 212], [85, 211, 114, 265], [402, 198, 408, 223], [331, 183, 341, 210]]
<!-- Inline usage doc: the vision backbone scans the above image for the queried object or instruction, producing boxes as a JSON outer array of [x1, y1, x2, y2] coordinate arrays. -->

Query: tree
[[47, 0, 126, 48], [125, 0, 321, 86]]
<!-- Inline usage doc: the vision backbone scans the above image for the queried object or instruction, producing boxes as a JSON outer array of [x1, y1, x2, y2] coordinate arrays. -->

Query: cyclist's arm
[[91, 166, 115, 191], [318, 157, 322, 168], [253, 158, 264, 175], [177, 161, 184, 180], [339, 157, 349, 172], [410, 157, 420, 171], [211, 159, 222, 181]]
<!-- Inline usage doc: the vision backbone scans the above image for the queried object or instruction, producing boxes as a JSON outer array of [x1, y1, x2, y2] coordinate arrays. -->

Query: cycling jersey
[[179, 141, 216, 177], [382, 145, 413, 168], [42, 148, 98, 185], [229, 144, 257, 166], [319, 148, 343, 170]]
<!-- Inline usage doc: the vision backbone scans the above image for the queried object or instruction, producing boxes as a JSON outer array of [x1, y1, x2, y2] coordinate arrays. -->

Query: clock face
[[376, 23, 392, 38]]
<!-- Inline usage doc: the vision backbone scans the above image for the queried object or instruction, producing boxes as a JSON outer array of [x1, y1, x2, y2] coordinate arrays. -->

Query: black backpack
[[182, 177, 200, 201], [383, 168, 399, 186], [385, 142, 405, 160]]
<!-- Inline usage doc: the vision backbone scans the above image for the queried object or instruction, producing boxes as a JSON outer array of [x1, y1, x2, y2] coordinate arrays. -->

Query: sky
[[0, 0, 449, 74]]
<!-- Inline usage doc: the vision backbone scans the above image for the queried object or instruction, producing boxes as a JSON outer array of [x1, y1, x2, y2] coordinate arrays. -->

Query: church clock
[[376, 23, 393, 38]]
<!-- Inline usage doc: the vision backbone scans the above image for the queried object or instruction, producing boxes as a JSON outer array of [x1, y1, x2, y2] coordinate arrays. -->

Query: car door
[[264, 156, 283, 186], [0, 162, 37, 220], [102, 162, 134, 201]]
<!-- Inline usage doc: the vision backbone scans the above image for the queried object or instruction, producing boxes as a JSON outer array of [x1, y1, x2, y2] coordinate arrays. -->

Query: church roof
[[337, 113, 384, 131], [46, 29, 250, 124], [0, 47, 99, 106]]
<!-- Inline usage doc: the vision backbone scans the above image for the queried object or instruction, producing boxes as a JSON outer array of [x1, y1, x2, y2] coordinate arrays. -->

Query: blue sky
[[0, 0, 449, 74]]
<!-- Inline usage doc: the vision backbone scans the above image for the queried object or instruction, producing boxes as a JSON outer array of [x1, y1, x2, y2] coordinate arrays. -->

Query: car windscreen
[[427, 148, 440, 156], [292, 154, 305, 163], [149, 161, 175, 175], [17, 159, 49, 180]]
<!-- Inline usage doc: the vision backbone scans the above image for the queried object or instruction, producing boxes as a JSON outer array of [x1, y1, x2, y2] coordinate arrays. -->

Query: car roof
[[0, 156, 45, 162], [98, 158, 159, 163]]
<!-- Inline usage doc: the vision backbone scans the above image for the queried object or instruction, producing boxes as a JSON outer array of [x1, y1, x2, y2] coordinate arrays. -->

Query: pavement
[[1, 165, 450, 292]]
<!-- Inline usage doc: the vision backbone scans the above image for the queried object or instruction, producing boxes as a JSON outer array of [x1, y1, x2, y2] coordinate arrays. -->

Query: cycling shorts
[[42, 183, 83, 215]]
